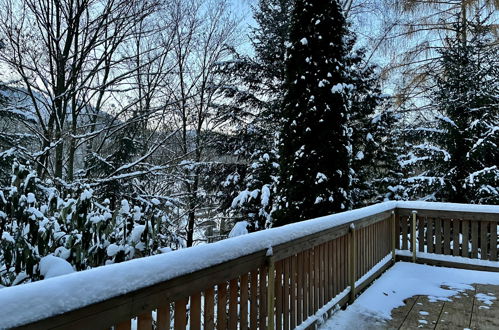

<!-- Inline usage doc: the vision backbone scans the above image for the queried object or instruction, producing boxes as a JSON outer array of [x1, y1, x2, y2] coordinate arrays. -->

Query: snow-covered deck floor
[[321, 262, 499, 329]]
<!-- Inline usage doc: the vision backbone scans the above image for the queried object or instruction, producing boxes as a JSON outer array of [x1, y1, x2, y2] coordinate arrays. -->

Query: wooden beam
[[348, 225, 356, 304], [412, 211, 417, 263], [267, 257, 275, 330]]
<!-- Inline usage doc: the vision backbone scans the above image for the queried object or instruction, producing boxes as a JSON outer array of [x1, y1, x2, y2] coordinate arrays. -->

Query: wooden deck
[[388, 284, 499, 330]]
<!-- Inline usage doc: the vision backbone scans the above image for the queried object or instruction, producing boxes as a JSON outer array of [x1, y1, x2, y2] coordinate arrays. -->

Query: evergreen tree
[[214, 0, 294, 231], [351, 104, 405, 206], [401, 19, 499, 204], [274, 0, 354, 225]]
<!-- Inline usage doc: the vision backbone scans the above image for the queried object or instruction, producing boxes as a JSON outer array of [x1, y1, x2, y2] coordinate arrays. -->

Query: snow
[[2, 232, 15, 244], [26, 193, 36, 204], [106, 244, 121, 257], [159, 247, 172, 254], [396, 250, 499, 269], [261, 185, 271, 207], [476, 293, 496, 306], [355, 254, 392, 288], [130, 225, 145, 243], [396, 201, 499, 214], [0, 201, 497, 328], [320, 262, 499, 329], [39, 256, 75, 279], [228, 221, 249, 238], [79, 189, 93, 201], [315, 172, 328, 184], [231, 189, 251, 208], [300, 37, 308, 45], [296, 288, 350, 330]]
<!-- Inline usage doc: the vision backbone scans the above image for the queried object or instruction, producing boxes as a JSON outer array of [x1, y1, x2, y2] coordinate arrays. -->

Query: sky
[[230, 0, 256, 53]]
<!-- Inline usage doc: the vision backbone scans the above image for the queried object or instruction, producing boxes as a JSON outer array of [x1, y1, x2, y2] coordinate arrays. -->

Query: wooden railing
[[4, 202, 498, 330], [396, 206, 499, 265]]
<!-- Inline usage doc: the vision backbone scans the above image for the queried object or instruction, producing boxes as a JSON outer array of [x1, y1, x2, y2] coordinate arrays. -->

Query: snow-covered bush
[[0, 158, 179, 286]]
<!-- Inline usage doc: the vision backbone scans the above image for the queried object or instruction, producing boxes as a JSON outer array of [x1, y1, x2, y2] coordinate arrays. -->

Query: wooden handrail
[[4, 202, 498, 330]]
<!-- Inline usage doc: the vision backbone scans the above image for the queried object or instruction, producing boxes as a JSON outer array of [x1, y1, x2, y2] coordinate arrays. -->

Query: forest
[[0, 0, 497, 287]]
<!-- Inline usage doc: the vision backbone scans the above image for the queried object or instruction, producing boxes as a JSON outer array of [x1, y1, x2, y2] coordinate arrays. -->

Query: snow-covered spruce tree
[[400, 20, 498, 203], [214, 0, 294, 231], [273, 0, 354, 225], [351, 104, 405, 206], [345, 47, 403, 207]]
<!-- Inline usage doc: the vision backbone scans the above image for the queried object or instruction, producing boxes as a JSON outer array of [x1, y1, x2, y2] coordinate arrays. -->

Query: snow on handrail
[[396, 201, 499, 214]]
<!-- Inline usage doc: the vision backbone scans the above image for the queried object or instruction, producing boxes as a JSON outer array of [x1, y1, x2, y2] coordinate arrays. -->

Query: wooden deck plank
[[386, 296, 418, 329], [383, 284, 499, 330], [470, 284, 499, 330], [434, 288, 474, 329], [400, 296, 444, 329]]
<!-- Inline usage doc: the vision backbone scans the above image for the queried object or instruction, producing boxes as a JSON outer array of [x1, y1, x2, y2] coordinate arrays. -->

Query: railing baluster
[[174, 299, 187, 330], [204, 288, 215, 330], [462, 220, 469, 257], [435, 218, 443, 254], [228, 279, 238, 330], [391, 211, 396, 260], [319, 244, 324, 308], [250, 271, 258, 330], [191, 292, 201, 330], [283, 258, 289, 330], [157, 305, 170, 330], [115, 320, 131, 330], [426, 217, 434, 253], [443, 219, 451, 255], [401, 216, 408, 250], [481, 222, 489, 260], [349, 224, 356, 303], [138, 312, 153, 330], [290, 255, 297, 329], [418, 215, 425, 253], [275, 260, 283, 330], [217, 282, 227, 330], [490, 222, 498, 261], [307, 248, 313, 318], [240, 274, 249, 330], [266, 258, 275, 330], [472, 221, 479, 258], [452, 219, 460, 256], [258, 267, 267, 329]]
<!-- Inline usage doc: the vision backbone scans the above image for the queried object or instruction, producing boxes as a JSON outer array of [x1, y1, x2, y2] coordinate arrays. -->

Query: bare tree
[[161, 0, 240, 247], [0, 0, 162, 181]]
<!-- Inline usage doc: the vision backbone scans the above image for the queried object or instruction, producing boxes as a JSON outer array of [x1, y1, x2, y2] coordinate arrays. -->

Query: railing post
[[391, 210, 396, 262], [349, 223, 356, 303], [267, 255, 275, 330], [412, 211, 417, 263]]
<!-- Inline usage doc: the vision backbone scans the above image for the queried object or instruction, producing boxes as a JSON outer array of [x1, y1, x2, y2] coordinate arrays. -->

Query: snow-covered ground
[[320, 262, 499, 329]]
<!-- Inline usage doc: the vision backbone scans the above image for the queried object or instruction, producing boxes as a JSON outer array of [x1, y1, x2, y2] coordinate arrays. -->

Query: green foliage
[[400, 20, 499, 204], [0, 157, 178, 286], [275, 0, 369, 225]]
